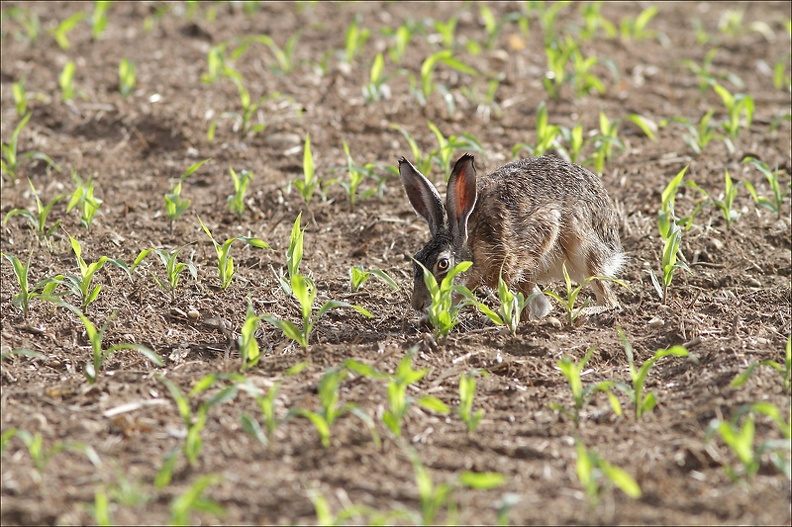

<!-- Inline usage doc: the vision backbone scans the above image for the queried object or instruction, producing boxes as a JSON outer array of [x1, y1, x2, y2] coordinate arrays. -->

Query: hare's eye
[[437, 258, 450, 271]]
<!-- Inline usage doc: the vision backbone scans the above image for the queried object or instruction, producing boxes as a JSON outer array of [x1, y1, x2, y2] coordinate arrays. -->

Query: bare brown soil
[[1, 1, 790, 525]]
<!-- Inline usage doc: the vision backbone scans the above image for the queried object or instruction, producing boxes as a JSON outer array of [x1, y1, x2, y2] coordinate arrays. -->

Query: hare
[[399, 153, 625, 320]]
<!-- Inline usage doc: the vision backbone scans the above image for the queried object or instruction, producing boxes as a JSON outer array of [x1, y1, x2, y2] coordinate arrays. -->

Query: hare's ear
[[446, 153, 477, 243], [399, 157, 445, 235]]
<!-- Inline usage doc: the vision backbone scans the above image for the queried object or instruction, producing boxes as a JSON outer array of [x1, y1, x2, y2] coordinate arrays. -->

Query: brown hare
[[399, 153, 625, 320]]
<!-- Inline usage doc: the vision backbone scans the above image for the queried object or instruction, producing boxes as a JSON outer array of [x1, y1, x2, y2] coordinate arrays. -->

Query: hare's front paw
[[528, 290, 552, 320]]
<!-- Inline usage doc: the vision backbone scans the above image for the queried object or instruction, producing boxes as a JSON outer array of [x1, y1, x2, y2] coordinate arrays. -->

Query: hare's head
[[399, 154, 477, 311]]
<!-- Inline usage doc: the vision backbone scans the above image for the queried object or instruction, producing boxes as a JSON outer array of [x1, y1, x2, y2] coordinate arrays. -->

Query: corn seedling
[[53, 235, 128, 310], [512, 102, 561, 158], [687, 170, 743, 229], [2, 7, 41, 43], [479, 6, 519, 51], [344, 15, 369, 64], [59, 60, 76, 100], [91, 0, 111, 39], [391, 123, 433, 176], [419, 50, 477, 105], [458, 370, 487, 433], [157, 375, 238, 485], [291, 134, 322, 203], [619, 6, 658, 41], [308, 489, 412, 526], [1, 113, 60, 181], [579, 2, 617, 40], [49, 11, 85, 50], [551, 346, 622, 425], [665, 110, 722, 155], [118, 58, 136, 97], [773, 53, 791, 91], [681, 49, 744, 94], [239, 361, 309, 445], [433, 16, 458, 49], [295, 367, 379, 447], [13, 430, 101, 486], [460, 75, 503, 122], [2, 251, 61, 318], [384, 22, 413, 64], [464, 270, 536, 336], [224, 76, 283, 136], [543, 263, 628, 325], [91, 490, 112, 527], [169, 474, 225, 526], [649, 223, 689, 304], [66, 171, 102, 229], [712, 83, 755, 141], [227, 167, 253, 218], [56, 301, 163, 383], [4, 179, 66, 241], [12, 79, 27, 116], [407, 444, 506, 525], [330, 140, 379, 211], [657, 166, 688, 239], [149, 245, 197, 299], [382, 350, 450, 437], [586, 111, 625, 173], [349, 265, 399, 292], [706, 406, 791, 481], [198, 216, 270, 289], [575, 440, 641, 507], [1, 348, 46, 362], [742, 157, 790, 219], [165, 159, 208, 229], [554, 124, 585, 163], [238, 302, 263, 370], [731, 335, 791, 393], [416, 260, 474, 338], [616, 329, 690, 419], [362, 52, 392, 102]]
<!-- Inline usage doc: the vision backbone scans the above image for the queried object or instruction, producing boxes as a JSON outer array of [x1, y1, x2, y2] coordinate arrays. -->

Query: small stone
[[707, 238, 724, 251], [648, 316, 664, 328], [187, 309, 200, 319], [747, 277, 761, 287], [545, 316, 562, 329]]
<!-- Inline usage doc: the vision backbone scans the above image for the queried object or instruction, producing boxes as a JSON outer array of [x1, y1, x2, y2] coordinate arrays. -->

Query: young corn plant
[[512, 102, 561, 158], [54, 235, 129, 311], [12, 430, 101, 487], [416, 260, 474, 338], [742, 157, 790, 219], [91, 0, 112, 39], [575, 440, 641, 507], [666, 110, 722, 155], [730, 335, 791, 393], [13, 79, 28, 116], [56, 300, 163, 384], [417, 50, 477, 108], [291, 134, 322, 203], [619, 6, 658, 41], [239, 361, 309, 446], [343, 15, 370, 64], [222, 76, 283, 137], [464, 271, 535, 336], [169, 474, 225, 526], [551, 346, 622, 426], [687, 170, 743, 229], [118, 58, 136, 97], [382, 350, 450, 437], [156, 375, 239, 486], [432, 15, 458, 49], [198, 216, 270, 289], [586, 111, 624, 173], [1, 113, 60, 181], [331, 140, 379, 211], [238, 302, 263, 370], [59, 60, 76, 100], [149, 245, 198, 300], [616, 328, 690, 419], [362, 52, 392, 103], [165, 159, 209, 229], [458, 370, 487, 433], [383, 22, 413, 64], [3, 179, 66, 242], [67, 171, 102, 229], [250, 33, 300, 74], [712, 83, 755, 142], [579, 1, 617, 40], [649, 222, 689, 304], [49, 11, 85, 50], [391, 123, 433, 176], [2, 251, 61, 318], [427, 121, 484, 176], [557, 124, 585, 163], [227, 167, 253, 219], [543, 263, 628, 325], [295, 367, 379, 448], [349, 265, 399, 293], [657, 166, 688, 239]]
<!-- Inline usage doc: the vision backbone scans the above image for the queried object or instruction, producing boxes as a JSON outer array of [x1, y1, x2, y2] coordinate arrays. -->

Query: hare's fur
[[400, 153, 625, 317]]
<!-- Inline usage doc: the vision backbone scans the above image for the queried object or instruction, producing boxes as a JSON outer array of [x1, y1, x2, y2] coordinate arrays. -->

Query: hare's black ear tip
[[461, 153, 475, 162], [398, 156, 408, 165]]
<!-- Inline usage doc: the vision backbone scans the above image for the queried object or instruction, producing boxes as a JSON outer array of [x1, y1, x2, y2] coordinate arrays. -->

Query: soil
[[1, 1, 791, 525]]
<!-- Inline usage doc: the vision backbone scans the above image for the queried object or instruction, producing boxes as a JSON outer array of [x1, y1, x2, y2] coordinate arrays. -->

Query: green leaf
[[459, 471, 506, 490], [417, 396, 450, 414]]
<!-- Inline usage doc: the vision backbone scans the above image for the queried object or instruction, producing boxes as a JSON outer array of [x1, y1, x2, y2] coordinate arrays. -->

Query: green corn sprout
[[118, 58, 136, 96], [463, 270, 536, 336], [292, 134, 321, 203], [730, 335, 791, 393], [586, 111, 624, 173], [382, 350, 450, 437], [198, 216, 270, 289], [150, 244, 197, 299], [427, 121, 484, 176], [579, 2, 617, 40], [742, 157, 790, 219], [332, 140, 378, 211], [512, 102, 561, 157], [649, 222, 689, 304], [391, 123, 433, 176], [238, 302, 262, 370], [416, 260, 474, 337], [666, 110, 722, 155], [617, 328, 690, 419], [658, 166, 688, 239], [363, 52, 391, 102], [2, 250, 61, 318], [712, 83, 755, 141], [56, 300, 163, 383], [169, 474, 225, 526], [13, 79, 27, 116], [419, 50, 477, 104], [575, 440, 641, 507], [4, 179, 66, 241], [458, 370, 487, 433], [433, 16, 458, 49], [227, 167, 253, 218], [54, 235, 129, 310], [59, 60, 76, 100], [49, 11, 85, 50], [344, 15, 370, 64], [165, 159, 209, 228], [687, 170, 743, 229], [619, 6, 658, 41], [1, 113, 60, 180], [91, 0, 112, 40], [543, 263, 628, 325], [12, 430, 101, 486], [349, 265, 399, 292], [66, 171, 103, 229], [551, 346, 623, 425]]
